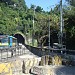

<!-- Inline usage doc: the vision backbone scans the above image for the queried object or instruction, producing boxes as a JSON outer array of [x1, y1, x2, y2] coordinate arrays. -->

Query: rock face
[[53, 55, 62, 66], [21, 56, 41, 74], [40, 55, 62, 66], [32, 65, 56, 75], [0, 59, 22, 75], [0, 56, 41, 75]]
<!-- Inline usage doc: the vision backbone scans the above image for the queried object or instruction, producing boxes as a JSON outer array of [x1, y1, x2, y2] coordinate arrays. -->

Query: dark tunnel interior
[[42, 34, 58, 47], [14, 34, 25, 45]]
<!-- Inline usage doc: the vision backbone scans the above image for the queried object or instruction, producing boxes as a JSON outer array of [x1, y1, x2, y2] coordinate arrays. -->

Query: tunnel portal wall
[[14, 32, 26, 45]]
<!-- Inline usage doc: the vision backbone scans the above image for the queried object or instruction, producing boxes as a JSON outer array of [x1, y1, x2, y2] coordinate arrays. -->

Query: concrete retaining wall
[[25, 45, 50, 57]]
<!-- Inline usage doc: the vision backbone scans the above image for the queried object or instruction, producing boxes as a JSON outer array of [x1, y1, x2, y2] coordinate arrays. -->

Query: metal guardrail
[[0, 45, 26, 62], [0, 44, 75, 62]]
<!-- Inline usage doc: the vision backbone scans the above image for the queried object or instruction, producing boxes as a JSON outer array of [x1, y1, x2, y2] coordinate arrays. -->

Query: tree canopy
[[66, 0, 75, 6], [0, 0, 75, 49]]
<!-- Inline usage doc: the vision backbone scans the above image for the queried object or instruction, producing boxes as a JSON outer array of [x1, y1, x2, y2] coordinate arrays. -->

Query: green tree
[[35, 6, 43, 12], [66, 0, 75, 6], [63, 4, 75, 49]]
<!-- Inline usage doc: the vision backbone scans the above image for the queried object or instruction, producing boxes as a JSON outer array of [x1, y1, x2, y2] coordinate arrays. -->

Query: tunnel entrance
[[14, 34, 25, 45], [39, 33, 58, 47], [40, 36, 53, 47]]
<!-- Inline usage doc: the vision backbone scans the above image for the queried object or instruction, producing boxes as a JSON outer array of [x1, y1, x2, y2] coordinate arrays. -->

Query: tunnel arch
[[39, 33, 58, 47], [14, 32, 26, 45], [39, 35, 53, 47]]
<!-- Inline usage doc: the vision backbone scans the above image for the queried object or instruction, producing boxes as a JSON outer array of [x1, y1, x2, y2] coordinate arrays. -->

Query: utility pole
[[59, 0, 63, 48], [49, 16, 50, 52], [47, 6, 53, 53], [32, 6, 35, 46]]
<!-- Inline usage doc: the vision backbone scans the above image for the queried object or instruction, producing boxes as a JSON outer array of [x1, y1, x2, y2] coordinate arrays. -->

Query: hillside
[[0, 0, 75, 49]]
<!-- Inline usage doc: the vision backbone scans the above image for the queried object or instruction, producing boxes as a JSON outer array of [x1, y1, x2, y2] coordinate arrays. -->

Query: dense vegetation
[[0, 0, 75, 49]]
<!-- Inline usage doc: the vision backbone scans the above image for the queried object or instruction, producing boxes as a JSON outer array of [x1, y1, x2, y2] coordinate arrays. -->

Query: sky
[[25, 0, 66, 11]]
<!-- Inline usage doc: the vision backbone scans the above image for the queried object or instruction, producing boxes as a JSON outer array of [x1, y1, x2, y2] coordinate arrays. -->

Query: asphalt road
[[54, 66, 75, 75]]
